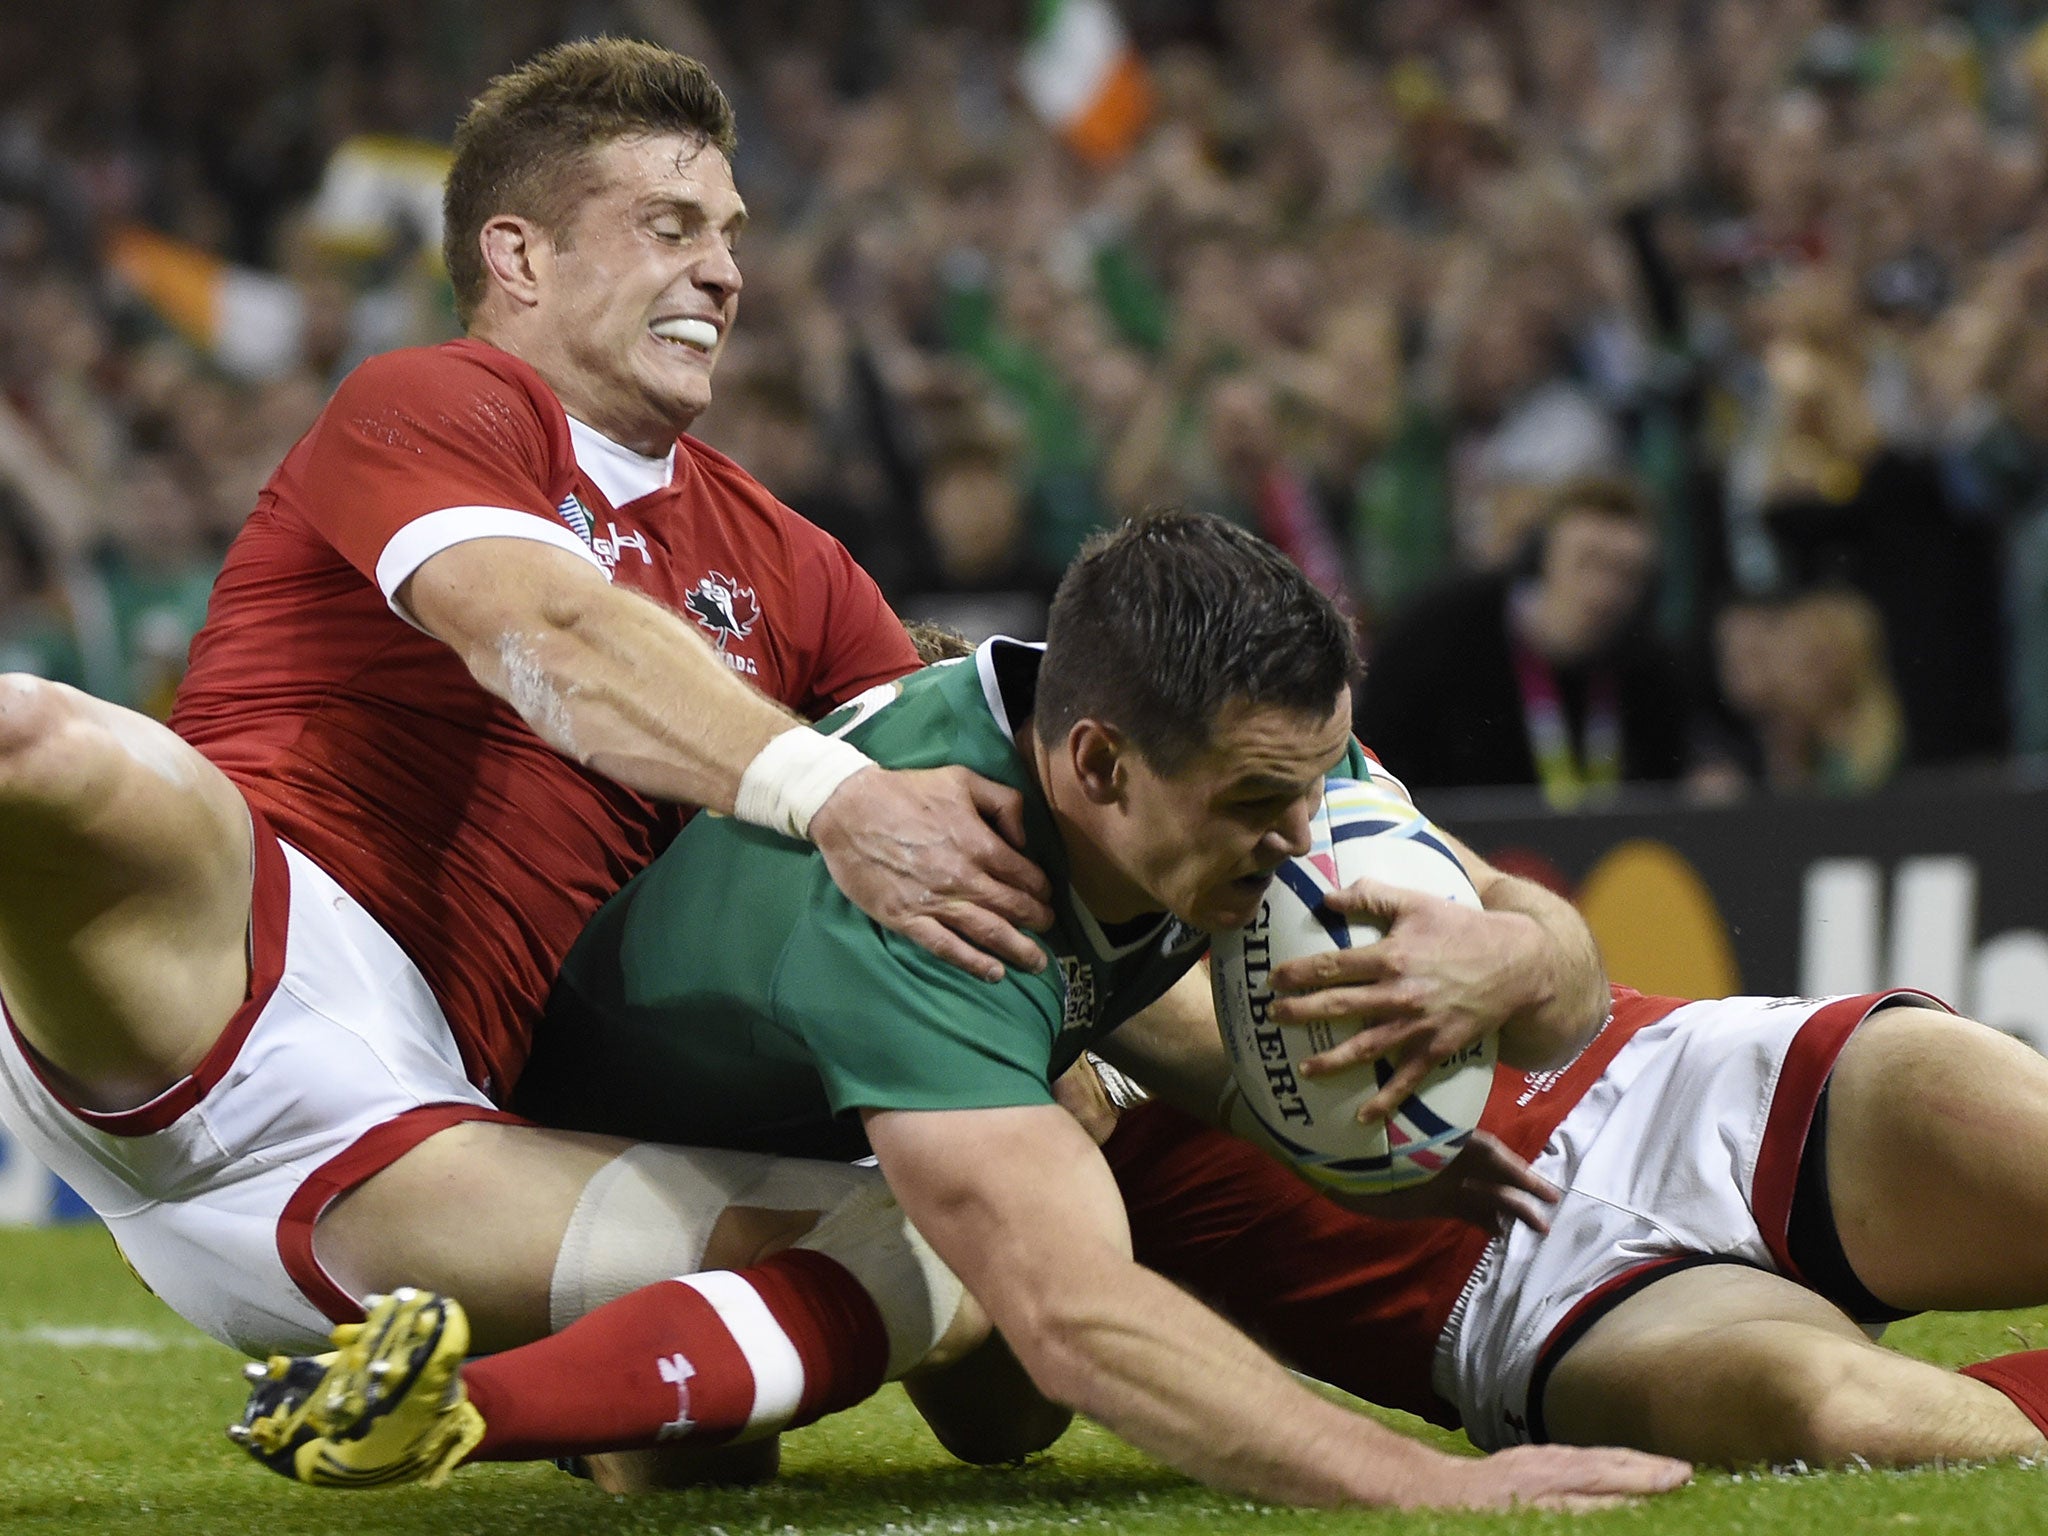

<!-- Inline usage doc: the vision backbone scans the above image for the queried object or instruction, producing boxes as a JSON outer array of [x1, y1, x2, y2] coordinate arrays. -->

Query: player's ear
[[1068, 720, 1127, 805], [479, 215, 549, 309]]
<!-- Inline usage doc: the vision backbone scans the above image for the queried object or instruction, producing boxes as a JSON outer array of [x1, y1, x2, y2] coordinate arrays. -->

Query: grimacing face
[[1112, 691, 1355, 935], [530, 133, 747, 452]]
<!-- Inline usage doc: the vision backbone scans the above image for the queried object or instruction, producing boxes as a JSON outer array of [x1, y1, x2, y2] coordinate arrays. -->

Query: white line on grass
[[6, 1325, 213, 1351]]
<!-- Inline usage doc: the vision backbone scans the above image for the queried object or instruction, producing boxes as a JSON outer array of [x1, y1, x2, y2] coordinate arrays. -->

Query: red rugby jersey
[[171, 339, 917, 1100]]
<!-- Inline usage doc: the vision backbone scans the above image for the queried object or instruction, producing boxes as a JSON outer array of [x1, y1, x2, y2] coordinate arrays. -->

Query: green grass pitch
[[6, 1224, 2048, 1535]]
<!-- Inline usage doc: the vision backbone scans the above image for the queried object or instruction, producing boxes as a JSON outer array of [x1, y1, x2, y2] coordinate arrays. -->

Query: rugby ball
[[1212, 776, 1496, 1195]]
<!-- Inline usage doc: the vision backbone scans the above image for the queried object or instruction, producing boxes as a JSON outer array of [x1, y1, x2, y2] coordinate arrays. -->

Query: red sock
[[462, 1249, 889, 1461], [1961, 1349, 2048, 1435]]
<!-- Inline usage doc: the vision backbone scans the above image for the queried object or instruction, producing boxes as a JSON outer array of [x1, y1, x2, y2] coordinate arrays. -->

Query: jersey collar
[[974, 637, 1044, 744], [566, 415, 676, 507], [1066, 892, 1172, 961]]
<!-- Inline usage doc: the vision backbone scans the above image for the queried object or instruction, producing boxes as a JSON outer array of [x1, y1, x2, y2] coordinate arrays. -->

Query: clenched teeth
[[650, 317, 719, 351]]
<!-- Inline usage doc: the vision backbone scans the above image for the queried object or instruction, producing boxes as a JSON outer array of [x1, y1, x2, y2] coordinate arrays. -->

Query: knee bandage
[[788, 1173, 965, 1380], [549, 1144, 964, 1380]]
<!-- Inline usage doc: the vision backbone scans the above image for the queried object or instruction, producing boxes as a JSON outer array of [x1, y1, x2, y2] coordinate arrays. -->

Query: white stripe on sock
[[676, 1271, 806, 1431]]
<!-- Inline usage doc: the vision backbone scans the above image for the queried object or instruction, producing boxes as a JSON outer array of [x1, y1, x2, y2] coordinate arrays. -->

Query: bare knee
[[0, 675, 87, 797], [315, 1124, 629, 1351], [1553, 1319, 1917, 1468], [1744, 1335, 2021, 1467], [1763, 1346, 1906, 1464], [0, 675, 182, 826]]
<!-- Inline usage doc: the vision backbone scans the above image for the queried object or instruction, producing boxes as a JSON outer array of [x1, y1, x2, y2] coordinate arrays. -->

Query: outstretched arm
[[402, 537, 1051, 978], [864, 1101, 1687, 1509]]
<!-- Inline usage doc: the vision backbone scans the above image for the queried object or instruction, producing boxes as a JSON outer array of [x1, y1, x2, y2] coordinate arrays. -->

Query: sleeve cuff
[[375, 506, 607, 629]]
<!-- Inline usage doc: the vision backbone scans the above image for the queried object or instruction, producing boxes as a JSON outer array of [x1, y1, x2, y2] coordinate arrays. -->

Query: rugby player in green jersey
[[504, 510, 1687, 1508]]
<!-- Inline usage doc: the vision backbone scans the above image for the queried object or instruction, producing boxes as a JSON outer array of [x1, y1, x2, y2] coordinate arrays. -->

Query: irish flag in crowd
[[105, 225, 304, 382], [1020, 0, 1154, 165], [307, 134, 452, 261]]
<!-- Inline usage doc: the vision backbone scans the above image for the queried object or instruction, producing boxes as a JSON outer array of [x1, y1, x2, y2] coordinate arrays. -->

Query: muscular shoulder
[[332, 339, 559, 422], [778, 898, 1065, 1091], [314, 341, 563, 477], [274, 339, 579, 581], [317, 340, 569, 486]]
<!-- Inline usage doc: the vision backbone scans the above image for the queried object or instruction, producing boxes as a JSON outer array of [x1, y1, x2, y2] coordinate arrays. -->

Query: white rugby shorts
[[1435, 989, 1941, 1450], [0, 809, 520, 1355]]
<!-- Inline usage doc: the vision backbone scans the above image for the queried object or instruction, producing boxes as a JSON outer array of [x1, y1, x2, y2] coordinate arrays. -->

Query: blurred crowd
[[4, 0, 2048, 803]]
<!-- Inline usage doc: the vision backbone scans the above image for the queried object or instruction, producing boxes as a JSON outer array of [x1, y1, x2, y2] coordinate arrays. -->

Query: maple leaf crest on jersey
[[685, 571, 760, 650]]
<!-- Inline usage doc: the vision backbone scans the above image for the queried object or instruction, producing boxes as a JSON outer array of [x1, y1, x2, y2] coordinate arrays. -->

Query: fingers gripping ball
[[1212, 777, 1496, 1194]]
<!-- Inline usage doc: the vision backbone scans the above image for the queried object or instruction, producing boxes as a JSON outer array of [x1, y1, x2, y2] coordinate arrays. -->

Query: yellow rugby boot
[[230, 1288, 485, 1488]]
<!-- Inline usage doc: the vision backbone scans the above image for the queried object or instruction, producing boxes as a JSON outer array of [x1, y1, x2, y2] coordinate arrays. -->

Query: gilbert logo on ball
[[1212, 777, 1497, 1194]]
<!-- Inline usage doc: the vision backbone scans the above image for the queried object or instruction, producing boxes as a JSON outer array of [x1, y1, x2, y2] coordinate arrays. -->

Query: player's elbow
[[472, 621, 596, 759], [437, 582, 619, 759]]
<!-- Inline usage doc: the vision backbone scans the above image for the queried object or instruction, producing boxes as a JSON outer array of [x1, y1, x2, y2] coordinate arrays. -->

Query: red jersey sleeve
[[797, 534, 922, 714], [288, 340, 602, 602]]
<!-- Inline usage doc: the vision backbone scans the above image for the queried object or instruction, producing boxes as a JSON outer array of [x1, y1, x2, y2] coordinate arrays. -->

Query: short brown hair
[[443, 39, 738, 326], [1036, 510, 1358, 774]]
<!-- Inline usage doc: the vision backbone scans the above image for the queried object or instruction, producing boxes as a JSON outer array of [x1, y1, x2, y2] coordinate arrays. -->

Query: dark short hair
[[1035, 510, 1358, 773], [444, 39, 738, 326]]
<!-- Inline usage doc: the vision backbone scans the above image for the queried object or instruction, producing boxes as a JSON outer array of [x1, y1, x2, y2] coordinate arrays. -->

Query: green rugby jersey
[[526, 640, 1217, 1160]]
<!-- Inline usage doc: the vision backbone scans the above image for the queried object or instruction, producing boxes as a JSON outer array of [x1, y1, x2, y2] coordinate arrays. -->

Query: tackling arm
[[404, 537, 798, 812], [400, 538, 1051, 977]]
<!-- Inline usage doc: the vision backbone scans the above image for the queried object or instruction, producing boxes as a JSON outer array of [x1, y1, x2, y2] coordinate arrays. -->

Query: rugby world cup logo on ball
[[1212, 777, 1496, 1195]]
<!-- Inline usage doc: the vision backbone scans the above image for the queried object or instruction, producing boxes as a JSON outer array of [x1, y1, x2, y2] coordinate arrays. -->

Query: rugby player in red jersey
[[0, 37, 1061, 1471], [1096, 925, 2048, 1468]]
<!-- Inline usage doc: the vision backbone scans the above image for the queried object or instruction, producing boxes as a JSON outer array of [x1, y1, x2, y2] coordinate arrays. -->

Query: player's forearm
[[1474, 871, 1607, 1069], [471, 578, 815, 814], [1001, 1256, 1462, 1507], [872, 1106, 1467, 1507]]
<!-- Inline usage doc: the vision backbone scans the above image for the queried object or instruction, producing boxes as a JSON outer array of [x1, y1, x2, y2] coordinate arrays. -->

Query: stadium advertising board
[[1442, 765, 2048, 1057]]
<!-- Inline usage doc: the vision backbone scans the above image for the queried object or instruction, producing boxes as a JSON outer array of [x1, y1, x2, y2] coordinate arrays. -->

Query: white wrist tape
[[1085, 1052, 1151, 1111], [735, 726, 874, 840]]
